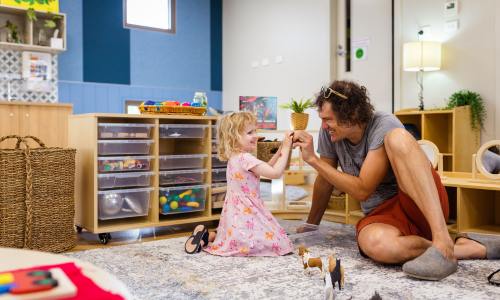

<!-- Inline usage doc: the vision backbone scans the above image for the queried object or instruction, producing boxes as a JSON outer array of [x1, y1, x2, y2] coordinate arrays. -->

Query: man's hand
[[281, 131, 294, 150], [292, 131, 317, 163]]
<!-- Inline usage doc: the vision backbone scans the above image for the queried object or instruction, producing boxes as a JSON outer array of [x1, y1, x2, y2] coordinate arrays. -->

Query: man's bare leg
[[358, 223, 431, 264], [384, 128, 486, 263]]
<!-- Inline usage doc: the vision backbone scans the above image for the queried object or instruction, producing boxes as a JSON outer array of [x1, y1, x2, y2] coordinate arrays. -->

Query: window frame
[[125, 100, 144, 114], [123, 0, 176, 34]]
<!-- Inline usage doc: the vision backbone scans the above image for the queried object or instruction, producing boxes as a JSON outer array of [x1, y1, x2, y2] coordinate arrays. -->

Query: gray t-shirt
[[317, 111, 404, 216]]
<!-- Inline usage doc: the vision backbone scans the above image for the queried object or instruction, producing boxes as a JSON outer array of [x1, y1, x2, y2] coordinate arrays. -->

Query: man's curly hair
[[312, 80, 375, 127]]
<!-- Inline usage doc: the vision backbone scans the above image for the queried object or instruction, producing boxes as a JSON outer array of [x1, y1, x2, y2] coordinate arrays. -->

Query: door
[[336, 0, 393, 113], [20, 105, 72, 148], [0, 105, 20, 149]]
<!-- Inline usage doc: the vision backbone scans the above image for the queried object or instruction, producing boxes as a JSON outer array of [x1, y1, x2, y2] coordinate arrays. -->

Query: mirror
[[475, 140, 500, 180], [418, 140, 439, 169]]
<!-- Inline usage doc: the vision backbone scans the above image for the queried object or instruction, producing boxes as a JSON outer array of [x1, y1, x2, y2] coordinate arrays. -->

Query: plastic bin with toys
[[98, 123, 155, 139], [158, 184, 209, 215], [159, 169, 208, 186], [98, 156, 154, 172], [159, 124, 209, 138], [97, 140, 154, 155], [97, 172, 154, 189], [98, 187, 154, 220]]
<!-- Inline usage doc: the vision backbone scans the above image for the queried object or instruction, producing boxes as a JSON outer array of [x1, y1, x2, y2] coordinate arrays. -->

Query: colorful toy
[[186, 202, 199, 208], [190, 197, 196, 202], [1, 270, 57, 295], [173, 195, 180, 202], [172, 101, 180, 106], [197, 198, 205, 203], [99, 158, 149, 171], [179, 190, 192, 198], [170, 201, 178, 210], [182, 195, 191, 202], [299, 246, 325, 279], [159, 197, 167, 205], [190, 103, 201, 107], [172, 207, 181, 212], [323, 272, 337, 300], [181, 207, 193, 212], [181, 102, 191, 106], [143, 100, 155, 106], [193, 188, 200, 193], [154, 103, 163, 106], [329, 254, 344, 290], [179, 201, 188, 207], [163, 203, 170, 212], [164, 101, 174, 106]]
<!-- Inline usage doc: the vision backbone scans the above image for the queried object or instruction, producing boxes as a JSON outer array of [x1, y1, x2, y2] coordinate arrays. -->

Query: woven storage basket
[[15, 136, 77, 253], [0, 136, 28, 249], [140, 105, 206, 116], [290, 113, 309, 130], [327, 196, 346, 211], [256, 141, 292, 170]]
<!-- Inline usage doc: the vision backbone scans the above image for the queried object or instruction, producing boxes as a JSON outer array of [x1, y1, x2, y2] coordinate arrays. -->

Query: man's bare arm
[[306, 156, 338, 225]]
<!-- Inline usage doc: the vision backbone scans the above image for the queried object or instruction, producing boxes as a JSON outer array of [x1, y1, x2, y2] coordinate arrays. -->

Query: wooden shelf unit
[[394, 106, 479, 172], [0, 4, 66, 54]]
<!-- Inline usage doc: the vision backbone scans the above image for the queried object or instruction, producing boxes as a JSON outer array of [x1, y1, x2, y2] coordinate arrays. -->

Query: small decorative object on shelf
[[193, 92, 207, 115], [27, 7, 62, 47], [0, 20, 21, 43], [278, 97, 313, 130]]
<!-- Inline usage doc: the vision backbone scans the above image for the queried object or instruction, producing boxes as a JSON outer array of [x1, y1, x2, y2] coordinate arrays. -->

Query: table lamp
[[403, 41, 441, 111]]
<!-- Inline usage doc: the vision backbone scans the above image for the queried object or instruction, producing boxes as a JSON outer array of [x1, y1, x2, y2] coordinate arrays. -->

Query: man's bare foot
[[454, 236, 487, 259], [432, 239, 458, 264]]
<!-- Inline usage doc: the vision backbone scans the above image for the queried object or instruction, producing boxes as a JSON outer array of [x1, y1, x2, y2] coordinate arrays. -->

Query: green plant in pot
[[27, 8, 62, 46], [0, 20, 21, 43], [443, 89, 486, 144], [278, 97, 313, 130]]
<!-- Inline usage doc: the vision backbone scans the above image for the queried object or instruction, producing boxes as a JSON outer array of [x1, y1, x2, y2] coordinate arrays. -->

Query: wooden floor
[[65, 181, 315, 253]]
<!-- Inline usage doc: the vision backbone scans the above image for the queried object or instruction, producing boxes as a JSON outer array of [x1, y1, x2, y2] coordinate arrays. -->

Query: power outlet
[[262, 59, 269, 66], [252, 61, 258, 68], [445, 20, 458, 32]]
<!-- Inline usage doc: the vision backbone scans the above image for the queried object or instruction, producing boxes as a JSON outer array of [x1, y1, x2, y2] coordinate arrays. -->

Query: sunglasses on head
[[321, 86, 348, 99]]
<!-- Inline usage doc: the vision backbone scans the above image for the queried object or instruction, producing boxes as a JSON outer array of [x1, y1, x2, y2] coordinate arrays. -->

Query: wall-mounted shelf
[[0, 4, 66, 54]]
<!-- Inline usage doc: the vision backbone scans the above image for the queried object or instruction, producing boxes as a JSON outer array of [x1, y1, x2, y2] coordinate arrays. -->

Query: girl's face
[[240, 122, 258, 152]]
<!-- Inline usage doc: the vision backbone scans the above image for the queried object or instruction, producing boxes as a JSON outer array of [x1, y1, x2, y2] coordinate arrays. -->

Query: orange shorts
[[355, 163, 449, 258]]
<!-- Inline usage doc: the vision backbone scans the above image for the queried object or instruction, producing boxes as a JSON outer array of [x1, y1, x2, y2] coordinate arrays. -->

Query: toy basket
[[256, 141, 292, 170], [139, 105, 206, 116], [0, 135, 77, 253]]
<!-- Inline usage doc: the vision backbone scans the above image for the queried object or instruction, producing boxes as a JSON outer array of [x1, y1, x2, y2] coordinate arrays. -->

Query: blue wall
[[58, 0, 83, 82], [130, 0, 211, 90], [83, 0, 130, 85], [210, 0, 222, 91], [57, 0, 222, 114]]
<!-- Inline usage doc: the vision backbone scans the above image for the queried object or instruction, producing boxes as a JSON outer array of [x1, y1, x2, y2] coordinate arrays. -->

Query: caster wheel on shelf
[[76, 226, 83, 233], [99, 233, 111, 244]]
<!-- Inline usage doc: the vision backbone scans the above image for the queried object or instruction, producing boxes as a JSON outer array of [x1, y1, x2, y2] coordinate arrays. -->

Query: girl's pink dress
[[204, 153, 293, 256]]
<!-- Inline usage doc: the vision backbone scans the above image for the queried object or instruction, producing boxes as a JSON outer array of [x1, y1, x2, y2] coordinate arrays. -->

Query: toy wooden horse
[[299, 246, 325, 279], [329, 253, 344, 290]]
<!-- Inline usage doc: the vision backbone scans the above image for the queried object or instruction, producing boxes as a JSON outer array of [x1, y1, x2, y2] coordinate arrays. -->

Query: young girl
[[184, 111, 294, 256]]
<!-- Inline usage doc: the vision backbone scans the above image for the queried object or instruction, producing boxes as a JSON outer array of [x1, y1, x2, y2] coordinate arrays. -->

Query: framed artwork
[[239, 96, 277, 130], [1, 0, 59, 12]]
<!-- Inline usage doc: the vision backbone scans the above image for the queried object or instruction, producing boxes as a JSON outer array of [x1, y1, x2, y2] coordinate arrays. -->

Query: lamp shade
[[403, 41, 441, 72]]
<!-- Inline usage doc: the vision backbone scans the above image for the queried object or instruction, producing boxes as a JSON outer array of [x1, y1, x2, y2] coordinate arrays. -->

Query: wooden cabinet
[[0, 102, 73, 148]]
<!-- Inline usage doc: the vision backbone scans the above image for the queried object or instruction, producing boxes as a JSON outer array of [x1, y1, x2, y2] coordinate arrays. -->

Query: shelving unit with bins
[[394, 106, 479, 172], [210, 122, 227, 215], [0, 5, 66, 54]]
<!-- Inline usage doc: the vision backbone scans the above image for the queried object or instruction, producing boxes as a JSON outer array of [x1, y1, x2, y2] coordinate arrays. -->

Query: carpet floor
[[63, 221, 500, 300], [260, 182, 308, 202]]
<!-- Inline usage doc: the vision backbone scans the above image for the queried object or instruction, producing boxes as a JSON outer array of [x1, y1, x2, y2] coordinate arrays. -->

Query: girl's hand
[[282, 131, 294, 149]]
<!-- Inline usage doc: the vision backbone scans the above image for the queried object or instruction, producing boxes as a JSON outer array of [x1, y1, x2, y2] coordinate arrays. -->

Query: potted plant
[[27, 8, 62, 46], [278, 97, 313, 130], [0, 20, 21, 43]]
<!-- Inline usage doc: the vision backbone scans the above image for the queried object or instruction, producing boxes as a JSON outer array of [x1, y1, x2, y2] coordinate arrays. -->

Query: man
[[292, 80, 499, 280]]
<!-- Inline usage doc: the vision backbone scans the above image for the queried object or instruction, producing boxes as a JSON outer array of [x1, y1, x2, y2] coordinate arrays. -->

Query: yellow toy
[[186, 202, 200, 208], [179, 190, 192, 198], [123, 159, 136, 169], [159, 197, 167, 205], [170, 201, 179, 210]]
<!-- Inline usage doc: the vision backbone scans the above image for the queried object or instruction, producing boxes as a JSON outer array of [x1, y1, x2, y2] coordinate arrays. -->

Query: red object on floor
[[7, 262, 124, 300]]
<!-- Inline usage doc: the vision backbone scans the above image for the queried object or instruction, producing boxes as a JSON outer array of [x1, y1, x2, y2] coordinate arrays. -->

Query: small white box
[[49, 38, 64, 49]]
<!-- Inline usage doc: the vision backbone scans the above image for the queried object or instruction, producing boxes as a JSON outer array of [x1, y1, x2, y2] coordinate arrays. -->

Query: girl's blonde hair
[[217, 111, 258, 161]]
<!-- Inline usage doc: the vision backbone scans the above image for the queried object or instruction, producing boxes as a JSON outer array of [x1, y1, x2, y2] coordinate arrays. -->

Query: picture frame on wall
[[239, 96, 277, 130]]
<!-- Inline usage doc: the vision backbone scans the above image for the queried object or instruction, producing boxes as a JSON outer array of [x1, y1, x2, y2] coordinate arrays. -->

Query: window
[[123, 0, 176, 34], [125, 100, 144, 114]]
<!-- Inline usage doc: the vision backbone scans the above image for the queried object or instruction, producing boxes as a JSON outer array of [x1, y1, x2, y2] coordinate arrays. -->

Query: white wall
[[222, 0, 333, 132], [399, 0, 497, 143]]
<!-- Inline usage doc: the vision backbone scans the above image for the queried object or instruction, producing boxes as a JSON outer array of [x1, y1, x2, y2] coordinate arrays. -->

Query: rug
[[63, 221, 500, 300], [260, 182, 308, 202]]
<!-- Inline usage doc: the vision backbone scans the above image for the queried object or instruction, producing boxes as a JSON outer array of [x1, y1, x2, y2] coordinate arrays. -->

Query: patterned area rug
[[63, 221, 500, 300], [260, 182, 308, 202]]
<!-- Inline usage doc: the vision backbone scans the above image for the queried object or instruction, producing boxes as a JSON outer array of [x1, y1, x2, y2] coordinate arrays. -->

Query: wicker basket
[[327, 196, 346, 211], [0, 135, 28, 249], [256, 141, 292, 170], [15, 136, 76, 253], [140, 105, 206, 116], [291, 113, 309, 130]]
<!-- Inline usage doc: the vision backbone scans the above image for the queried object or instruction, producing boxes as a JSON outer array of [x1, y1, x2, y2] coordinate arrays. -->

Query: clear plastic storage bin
[[159, 124, 209, 138], [212, 183, 227, 208], [98, 123, 155, 139], [212, 154, 227, 167], [159, 169, 208, 185], [212, 168, 227, 181], [212, 139, 218, 153], [97, 172, 154, 189], [158, 184, 209, 215], [98, 140, 154, 155], [276, 219, 330, 248], [98, 187, 154, 220], [159, 154, 207, 170], [211, 125, 217, 139], [98, 156, 154, 172]]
